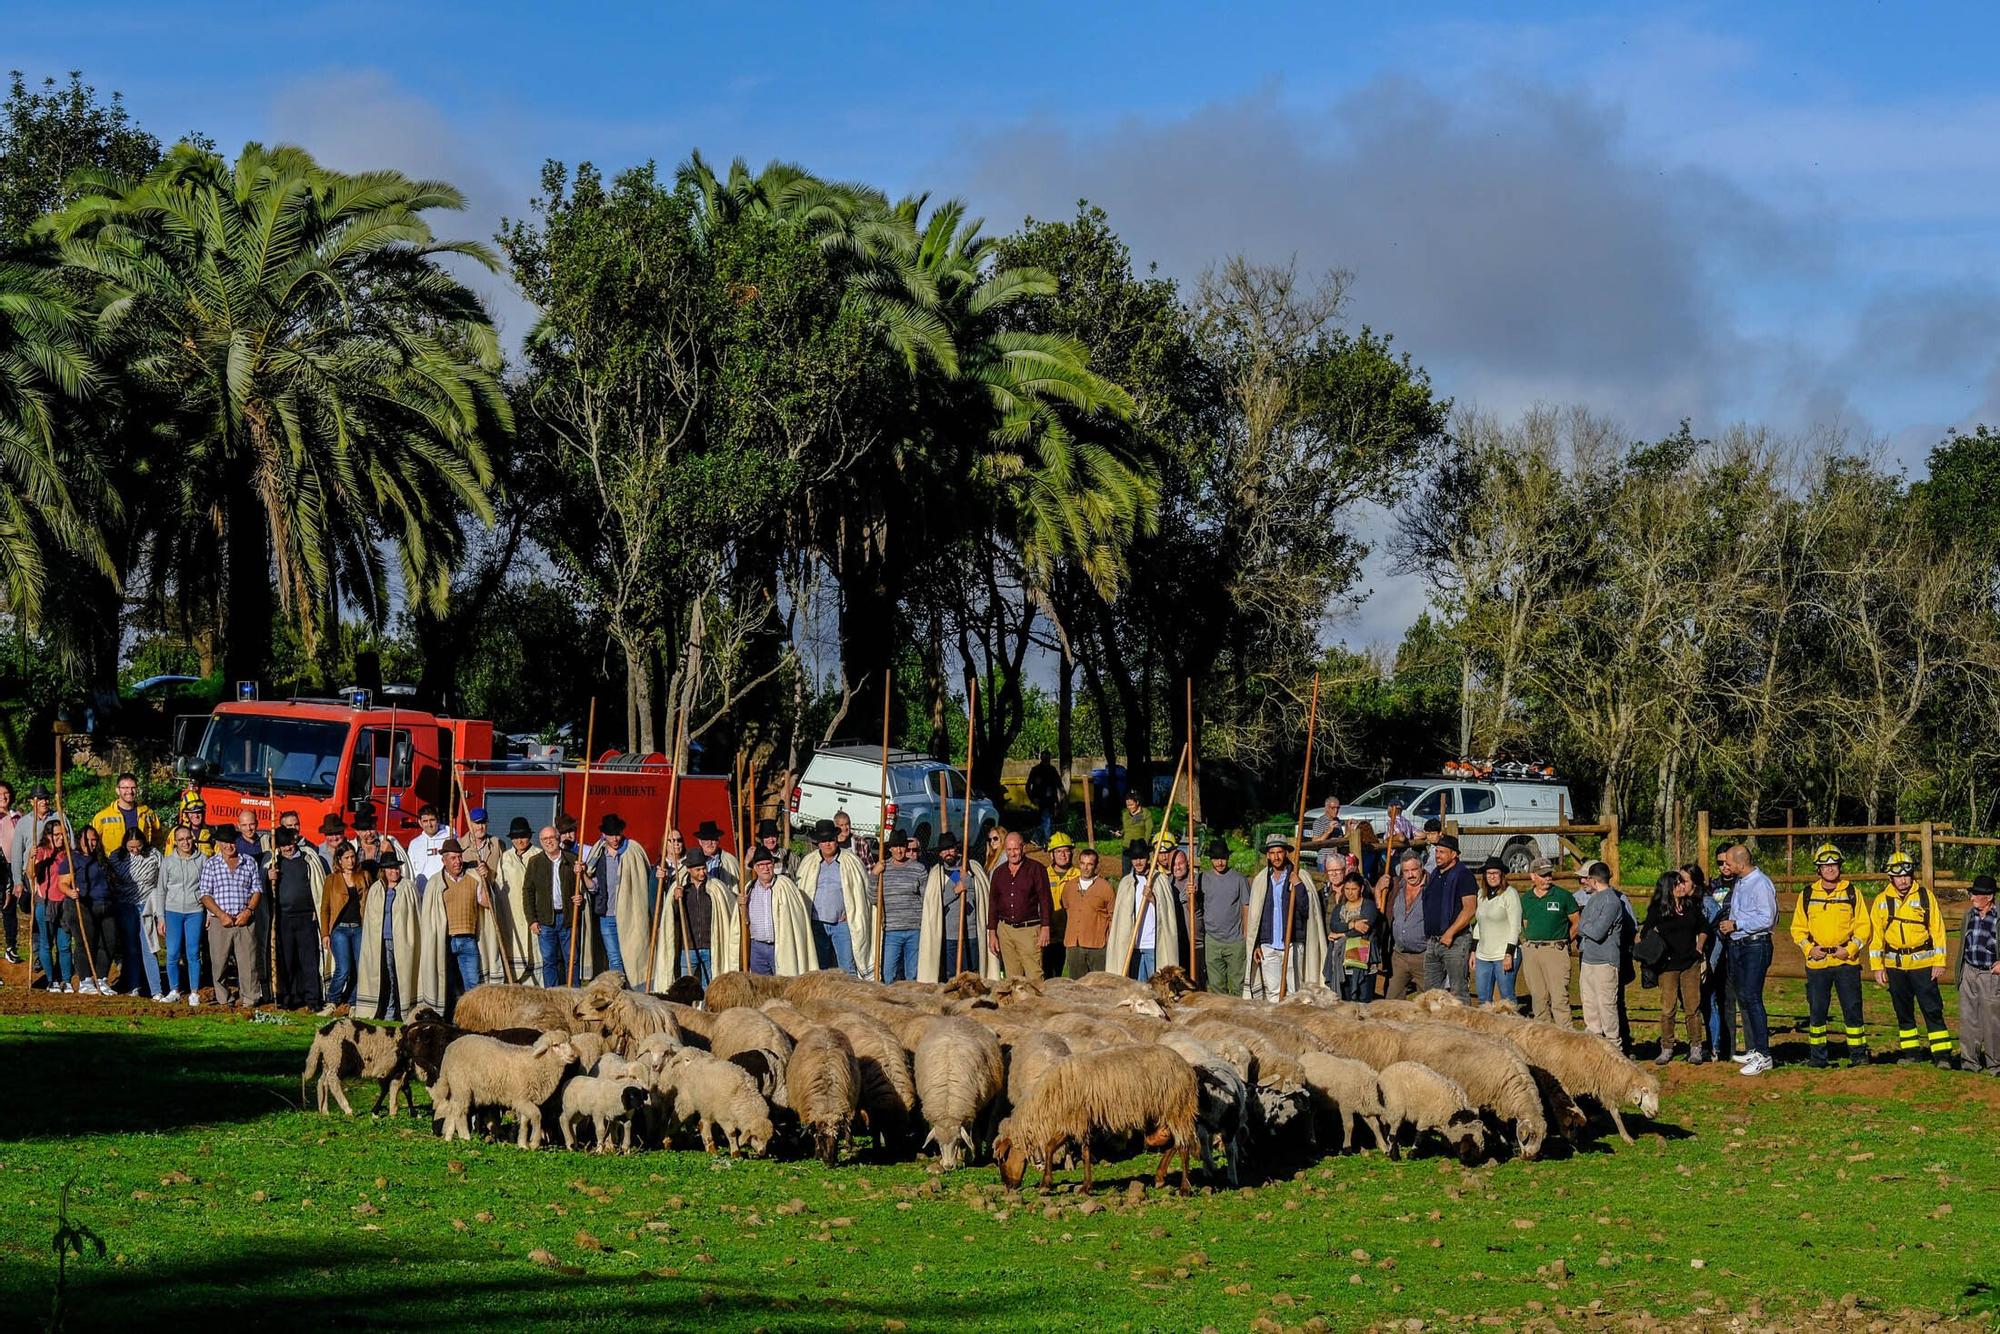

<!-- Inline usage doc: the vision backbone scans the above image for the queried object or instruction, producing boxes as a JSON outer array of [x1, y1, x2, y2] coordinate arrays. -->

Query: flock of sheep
[[300, 966, 1665, 1194]]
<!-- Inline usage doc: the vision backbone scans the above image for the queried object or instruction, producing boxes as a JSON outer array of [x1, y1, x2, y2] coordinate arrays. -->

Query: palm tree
[[43, 141, 510, 684], [0, 256, 109, 629]]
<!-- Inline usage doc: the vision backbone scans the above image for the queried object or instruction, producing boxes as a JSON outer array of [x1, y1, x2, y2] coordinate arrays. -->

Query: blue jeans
[[448, 934, 482, 994], [1705, 943, 1732, 1055], [115, 903, 162, 995], [598, 914, 625, 977], [1342, 965, 1373, 1002], [538, 919, 571, 987], [1037, 808, 1055, 844], [676, 948, 713, 986], [35, 899, 73, 982], [810, 919, 855, 973], [1728, 934, 1774, 1056], [941, 937, 969, 976], [327, 923, 361, 1005], [1475, 955, 1519, 1003], [881, 929, 921, 983], [381, 939, 400, 1019], [1134, 948, 1157, 983], [165, 909, 204, 995], [749, 939, 776, 975]]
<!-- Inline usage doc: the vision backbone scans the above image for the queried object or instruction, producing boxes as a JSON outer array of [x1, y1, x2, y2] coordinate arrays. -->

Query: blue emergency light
[[236, 680, 258, 702]]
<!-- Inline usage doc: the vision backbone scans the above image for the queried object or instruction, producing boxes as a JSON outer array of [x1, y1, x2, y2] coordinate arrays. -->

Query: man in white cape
[[355, 849, 404, 1019], [490, 816, 541, 985], [740, 844, 814, 976], [583, 813, 653, 990], [918, 832, 998, 982], [793, 819, 876, 979], [1107, 839, 1184, 982], [651, 847, 739, 990], [1243, 832, 1327, 999]]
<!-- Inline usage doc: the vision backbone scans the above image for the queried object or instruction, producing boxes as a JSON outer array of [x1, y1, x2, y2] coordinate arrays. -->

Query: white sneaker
[[1730, 1052, 1754, 1063], [76, 979, 97, 996], [1739, 1053, 1770, 1076], [158, 990, 182, 1004], [188, 993, 203, 1008]]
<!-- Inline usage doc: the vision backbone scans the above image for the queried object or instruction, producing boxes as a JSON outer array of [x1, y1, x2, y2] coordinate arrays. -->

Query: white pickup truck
[[789, 744, 1001, 848], [1340, 773, 1572, 871]]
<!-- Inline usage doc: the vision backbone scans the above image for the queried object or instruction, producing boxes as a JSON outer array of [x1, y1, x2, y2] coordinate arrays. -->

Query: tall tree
[[0, 70, 167, 246], [45, 142, 510, 687]]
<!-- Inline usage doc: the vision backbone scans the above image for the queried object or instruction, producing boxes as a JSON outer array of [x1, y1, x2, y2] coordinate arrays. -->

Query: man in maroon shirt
[[985, 831, 1053, 980]]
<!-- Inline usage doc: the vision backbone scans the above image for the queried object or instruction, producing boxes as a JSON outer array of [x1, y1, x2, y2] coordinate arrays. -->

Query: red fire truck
[[179, 693, 738, 854]]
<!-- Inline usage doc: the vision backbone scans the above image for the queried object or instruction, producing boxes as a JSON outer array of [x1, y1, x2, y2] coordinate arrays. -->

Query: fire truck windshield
[[197, 715, 349, 794]]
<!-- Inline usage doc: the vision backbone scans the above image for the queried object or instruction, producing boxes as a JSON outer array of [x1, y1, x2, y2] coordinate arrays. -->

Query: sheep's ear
[[531, 1033, 556, 1055]]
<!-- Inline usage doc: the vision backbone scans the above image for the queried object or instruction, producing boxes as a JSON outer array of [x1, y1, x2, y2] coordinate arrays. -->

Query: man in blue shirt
[[1420, 835, 1478, 999], [1718, 842, 1778, 1075]]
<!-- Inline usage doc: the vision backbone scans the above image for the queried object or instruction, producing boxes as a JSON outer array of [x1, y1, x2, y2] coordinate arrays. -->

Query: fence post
[[1921, 820, 1935, 887], [1785, 809, 1795, 884], [1606, 815, 1621, 889], [1695, 810, 1710, 874]]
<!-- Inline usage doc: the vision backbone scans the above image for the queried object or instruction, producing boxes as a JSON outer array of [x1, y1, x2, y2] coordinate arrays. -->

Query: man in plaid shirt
[[1960, 876, 1999, 1074], [199, 822, 265, 1007]]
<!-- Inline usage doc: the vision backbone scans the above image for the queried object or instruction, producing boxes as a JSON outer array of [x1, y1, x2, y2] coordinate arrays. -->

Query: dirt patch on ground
[[1660, 1058, 2000, 1110], [0, 956, 324, 1023]]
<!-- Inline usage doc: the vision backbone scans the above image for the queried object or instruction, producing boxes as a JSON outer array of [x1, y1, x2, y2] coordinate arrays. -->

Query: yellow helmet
[[179, 786, 206, 816], [1884, 852, 1916, 876], [1813, 842, 1842, 866], [1046, 833, 1074, 851]]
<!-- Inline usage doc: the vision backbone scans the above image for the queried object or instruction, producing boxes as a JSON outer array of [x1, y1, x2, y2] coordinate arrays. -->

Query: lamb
[[992, 1044, 1197, 1195], [1375, 1061, 1487, 1163], [710, 1006, 796, 1065], [1295, 1051, 1397, 1156], [558, 1074, 649, 1152], [632, 1031, 686, 1065], [1157, 1032, 1250, 1186], [453, 983, 587, 1034], [431, 1032, 580, 1147], [1002, 1030, 1074, 1112], [300, 1018, 402, 1116], [704, 970, 790, 1012], [827, 1012, 918, 1153], [785, 1025, 862, 1167], [1315, 1020, 1549, 1160], [914, 1016, 1005, 1170], [656, 1049, 775, 1156]]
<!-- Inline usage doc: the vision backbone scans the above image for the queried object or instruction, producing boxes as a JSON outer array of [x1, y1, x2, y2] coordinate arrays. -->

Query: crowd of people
[[0, 776, 1993, 1078]]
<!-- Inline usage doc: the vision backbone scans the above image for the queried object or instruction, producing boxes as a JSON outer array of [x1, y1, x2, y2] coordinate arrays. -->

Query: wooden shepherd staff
[[1080, 751, 1094, 851], [871, 671, 890, 982], [645, 710, 688, 982], [1277, 672, 1321, 1002], [265, 765, 279, 999], [956, 678, 976, 976], [1185, 680, 1198, 985], [1117, 741, 1189, 979], [56, 743, 101, 992], [566, 699, 597, 987]]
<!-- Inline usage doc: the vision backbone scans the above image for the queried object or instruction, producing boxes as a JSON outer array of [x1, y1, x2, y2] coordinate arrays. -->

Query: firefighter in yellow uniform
[[1868, 852, 1952, 1067], [1789, 843, 1870, 1067], [1043, 833, 1079, 978]]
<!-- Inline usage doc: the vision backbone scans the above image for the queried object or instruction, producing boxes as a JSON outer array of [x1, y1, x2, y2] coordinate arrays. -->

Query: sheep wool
[[993, 1043, 1198, 1195], [432, 1032, 580, 1148], [785, 1026, 862, 1166]]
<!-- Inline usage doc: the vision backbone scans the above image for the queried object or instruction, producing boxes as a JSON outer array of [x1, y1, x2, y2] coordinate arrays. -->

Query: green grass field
[[2, 983, 1996, 1333]]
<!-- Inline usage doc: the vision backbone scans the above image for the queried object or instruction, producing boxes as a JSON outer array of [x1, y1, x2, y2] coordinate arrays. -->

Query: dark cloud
[[961, 78, 1822, 435]]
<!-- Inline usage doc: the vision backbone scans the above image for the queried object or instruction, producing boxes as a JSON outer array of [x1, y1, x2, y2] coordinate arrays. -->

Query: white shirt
[[1135, 876, 1156, 950], [407, 827, 451, 887]]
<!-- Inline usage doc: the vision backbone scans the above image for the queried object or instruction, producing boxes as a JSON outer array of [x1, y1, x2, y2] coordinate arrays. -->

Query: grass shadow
[[0, 1029, 301, 1140]]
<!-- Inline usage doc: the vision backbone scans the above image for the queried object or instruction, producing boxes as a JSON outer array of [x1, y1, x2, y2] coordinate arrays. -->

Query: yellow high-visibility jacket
[[1789, 878, 1869, 968], [1868, 883, 1947, 970]]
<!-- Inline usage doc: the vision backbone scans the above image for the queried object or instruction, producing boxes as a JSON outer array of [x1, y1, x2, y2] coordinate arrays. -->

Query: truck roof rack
[[815, 744, 941, 765]]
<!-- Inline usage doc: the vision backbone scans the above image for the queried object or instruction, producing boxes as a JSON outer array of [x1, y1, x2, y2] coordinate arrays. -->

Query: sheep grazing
[[1248, 1051, 1317, 1169], [657, 1049, 775, 1157], [300, 1018, 401, 1116], [756, 999, 819, 1043], [432, 1032, 580, 1148], [1308, 1018, 1549, 1160], [558, 1075, 649, 1152], [1002, 1030, 1074, 1113], [915, 1017, 1005, 1170], [1158, 1032, 1251, 1186], [393, 1018, 544, 1118], [1415, 1003, 1660, 1143], [827, 1012, 918, 1154], [1375, 1061, 1488, 1164], [704, 970, 790, 1012], [711, 1006, 796, 1065], [726, 1048, 790, 1108], [785, 1026, 862, 1167], [1295, 1051, 1396, 1157], [993, 1044, 1198, 1195], [454, 983, 587, 1034]]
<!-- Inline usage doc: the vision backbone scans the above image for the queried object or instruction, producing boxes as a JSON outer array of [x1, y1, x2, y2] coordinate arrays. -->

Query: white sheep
[[711, 1006, 796, 1064], [786, 1026, 862, 1167], [992, 1044, 1198, 1195], [1375, 1060, 1487, 1163], [827, 1012, 917, 1153], [914, 1017, 1005, 1170], [655, 1049, 775, 1156], [431, 1032, 579, 1148], [1294, 1051, 1396, 1157], [1002, 1030, 1074, 1112], [558, 1074, 649, 1152]]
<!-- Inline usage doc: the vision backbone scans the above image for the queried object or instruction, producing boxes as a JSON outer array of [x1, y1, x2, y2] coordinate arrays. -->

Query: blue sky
[[11, 1, 2000, 643]]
